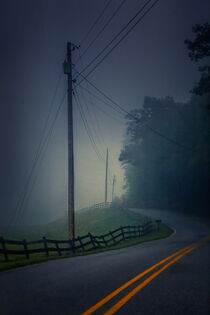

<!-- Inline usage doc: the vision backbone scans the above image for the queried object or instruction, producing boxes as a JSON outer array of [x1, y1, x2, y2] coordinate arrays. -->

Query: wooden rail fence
[[0, 220, 152, 262], [79, 202, 112, 212]]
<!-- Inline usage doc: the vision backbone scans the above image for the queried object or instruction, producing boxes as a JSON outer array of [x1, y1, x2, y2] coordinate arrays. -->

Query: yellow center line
[[104, 236, 210, 315], [81, 237, 209, 315]]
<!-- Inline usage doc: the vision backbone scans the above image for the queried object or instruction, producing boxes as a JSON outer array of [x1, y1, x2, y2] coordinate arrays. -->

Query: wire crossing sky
[[0, 0, 209, 226]]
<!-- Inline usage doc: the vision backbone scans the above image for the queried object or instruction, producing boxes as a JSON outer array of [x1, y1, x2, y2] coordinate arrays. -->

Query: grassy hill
[[1, 207, 148, 241], [0, 208, 173, 272], [42, 207, 149, 239]]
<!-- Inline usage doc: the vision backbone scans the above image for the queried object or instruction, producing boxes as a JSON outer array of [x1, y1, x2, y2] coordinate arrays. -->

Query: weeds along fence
[[0, 220, 152, 262]]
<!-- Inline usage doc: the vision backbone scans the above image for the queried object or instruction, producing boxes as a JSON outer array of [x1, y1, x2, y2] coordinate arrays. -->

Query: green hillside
[[1, 208, 148, 241], [44, 207, 148, 239], [0, 208, 173, 272]]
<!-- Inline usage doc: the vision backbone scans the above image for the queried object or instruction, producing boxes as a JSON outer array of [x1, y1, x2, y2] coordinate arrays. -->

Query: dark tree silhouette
[[119, 96, 210, 217], [185, 23, 210, 98], [185, 23, 210, 61]]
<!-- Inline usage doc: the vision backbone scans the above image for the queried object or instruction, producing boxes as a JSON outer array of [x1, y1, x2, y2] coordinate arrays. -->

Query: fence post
[[150, 220, 153, 232], [138, 225, 141, 237], [68, 239, 74, 253], [0, 237, 8, 261], [94, 237, 101, 248], [43, 237, 49, 256], [133, 226, 136, 238], [128, 226, 131, 238], [142, 224, 145, 236], [155, 219, 161, 231], [78, 236, 85, 252], [23, 239, 29, 259], [55, 241, 61, 256], [120, 226, 125, 241], [109, 231, 117, 245], [102, 235, 107, 247], [88, 233, 96, 250]]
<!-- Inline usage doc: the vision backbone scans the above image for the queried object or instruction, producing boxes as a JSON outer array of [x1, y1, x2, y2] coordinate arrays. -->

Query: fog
[[0, 0, 209, 226]]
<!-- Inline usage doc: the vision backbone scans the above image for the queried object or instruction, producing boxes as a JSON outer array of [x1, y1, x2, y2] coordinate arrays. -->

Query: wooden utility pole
[[112, 175, 116, 202], [64, 42, 75, 240], [105, 148, 108, 204]]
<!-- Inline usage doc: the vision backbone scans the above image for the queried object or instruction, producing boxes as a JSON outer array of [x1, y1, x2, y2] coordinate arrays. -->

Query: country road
[[0, 209, 209, 315]]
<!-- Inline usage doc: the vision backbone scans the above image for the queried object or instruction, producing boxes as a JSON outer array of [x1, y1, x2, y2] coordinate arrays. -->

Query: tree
[[119, 95, 210, 216], [185, 23, 210, 99]]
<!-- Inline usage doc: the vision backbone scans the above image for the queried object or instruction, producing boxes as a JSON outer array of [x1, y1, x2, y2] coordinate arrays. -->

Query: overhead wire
[[78, 0, 127, 61], [74, 1, 189, 150], [76, 52, 107, 149], [75, 71, 131, 115], [74, 56, 120, 188], [80, 88, 106, 154], [74, 92, 105, 164], [81, 0, 160, 82], [76, 75, 193, 152], [10, 89, 67, 227], [8, 73, 63, 227], [74, 90, 115, 189], [79, 0, 113, 47], [75, 0, 157, 85], [9, 0, 172, 225], [79, 85, 124, 124], [87, 96, 107, 147], [76, 86, 119, 188], [74, 69, 126, 116]]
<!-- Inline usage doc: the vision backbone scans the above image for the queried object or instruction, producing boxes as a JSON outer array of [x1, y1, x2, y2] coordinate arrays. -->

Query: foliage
[[185, 23, 210, 100], [119, 95, 210, 216], [185, 23, 210, 61]]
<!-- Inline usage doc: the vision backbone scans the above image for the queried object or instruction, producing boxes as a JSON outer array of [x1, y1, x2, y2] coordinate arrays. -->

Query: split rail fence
[[0, 220, 152, 262]]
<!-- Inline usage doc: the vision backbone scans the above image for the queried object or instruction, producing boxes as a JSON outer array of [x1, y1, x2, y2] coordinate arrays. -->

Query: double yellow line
[[82, 235, 210, 315]]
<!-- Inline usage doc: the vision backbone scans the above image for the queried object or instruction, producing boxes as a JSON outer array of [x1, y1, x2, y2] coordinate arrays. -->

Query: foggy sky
[[0, 0, 210, 226]]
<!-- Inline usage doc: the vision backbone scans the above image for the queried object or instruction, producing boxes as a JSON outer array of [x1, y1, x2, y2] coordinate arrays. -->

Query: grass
[[0, 208, 173, 272]]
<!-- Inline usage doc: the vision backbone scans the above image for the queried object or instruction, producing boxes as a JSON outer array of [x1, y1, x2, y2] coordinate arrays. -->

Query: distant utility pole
[[105, 148, 108, 204], [63, 42, 74, 241], [112, 175, 116, 202]]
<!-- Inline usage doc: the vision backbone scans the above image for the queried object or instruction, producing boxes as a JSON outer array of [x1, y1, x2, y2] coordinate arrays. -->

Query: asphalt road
[[0, 209, 209, 315]]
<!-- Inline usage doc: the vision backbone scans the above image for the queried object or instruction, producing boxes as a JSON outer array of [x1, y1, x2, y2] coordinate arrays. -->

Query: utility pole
[[112, 175, 116, 202], [105, 148, 108, 204], [63, 42, 74, 241]]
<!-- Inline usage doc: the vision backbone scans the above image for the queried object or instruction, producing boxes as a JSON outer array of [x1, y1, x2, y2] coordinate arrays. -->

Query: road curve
[[0, 209, 209, 315]]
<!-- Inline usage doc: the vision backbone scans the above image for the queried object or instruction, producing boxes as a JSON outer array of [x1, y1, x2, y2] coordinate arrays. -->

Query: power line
[[78, 83, 125, 116], [146, 125, 192, 151], [74, 92, 105, 163], [79, 85, 124, 124], [76, 72, 130, 115], [78, 0, 127, 61], [80, 87, 106, 153], [75, 94, 105, 163], [73, 2, 187, 151], [75, 0, 155, 84], [74, 69, 126, 116], [76, 76, 193, 152], [8, 74, 63, 228], [13, 91, 66, 226], [79, 0, 113, 47], [76, 52, 107, 147], [83, 0, 160, 81], [79, 87, 107, 148], [9, 90, 67, 227], [76, 88, 120, 187], [75, 92, 116, 196], [76, 56, 124, 124]]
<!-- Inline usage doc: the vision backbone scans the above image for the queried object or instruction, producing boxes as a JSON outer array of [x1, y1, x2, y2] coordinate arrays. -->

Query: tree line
[[118, 23, 210, 217]]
